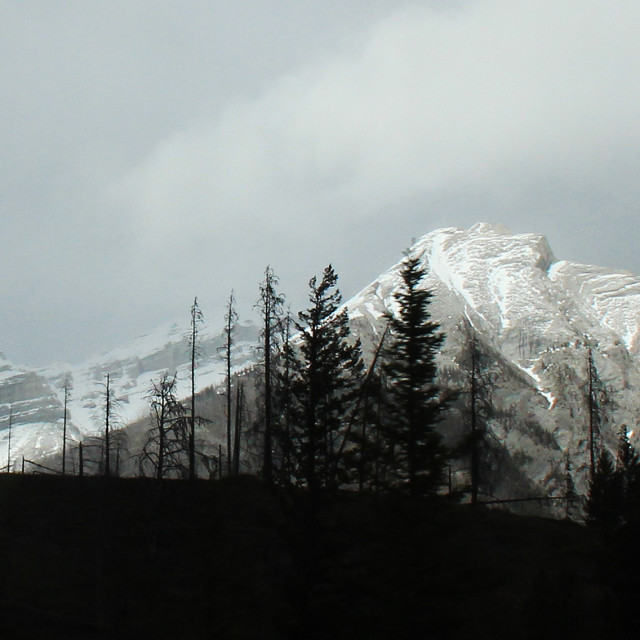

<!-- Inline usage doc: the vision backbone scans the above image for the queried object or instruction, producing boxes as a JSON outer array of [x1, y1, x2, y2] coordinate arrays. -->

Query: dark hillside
[[0, 476, 617, 639]]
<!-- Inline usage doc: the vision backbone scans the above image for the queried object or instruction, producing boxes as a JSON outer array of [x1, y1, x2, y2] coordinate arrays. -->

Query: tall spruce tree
[[274, 309, 295, 485], [586, 347, 599, 484], [616, 424, 639, 480], [586, 448, 622, 532], [289, 265, 363, 494], [381, 254, 450, 497], [584, 345, 613, 485], [340, 324, 390, 493], [615, 425, 640, 526], [564, 451, 579, 521]]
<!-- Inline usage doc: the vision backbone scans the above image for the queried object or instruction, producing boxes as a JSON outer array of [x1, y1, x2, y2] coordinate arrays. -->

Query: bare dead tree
[[587, 347, 598, 484], [104, 374, 112, 477], [256, 267, 285, 485], [585, 344, 610, 485], [219, 292, 238, 476], [469, 329, 480, 504], [138, 372, 189, 479], [62, 377, 70, 476], [455, 318, 499, 504], [94, 374, 124, 478], [7, 405, 13, 473], [233, 379, 244, 475], [188, 297, 204, 480]]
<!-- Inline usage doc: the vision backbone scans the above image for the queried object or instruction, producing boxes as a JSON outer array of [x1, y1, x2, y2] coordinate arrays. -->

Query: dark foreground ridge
[[0, 475, 622, 639]]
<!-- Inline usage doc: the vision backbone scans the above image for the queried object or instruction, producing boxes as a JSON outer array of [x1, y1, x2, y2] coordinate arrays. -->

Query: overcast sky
[[2, 0, 640, 366]]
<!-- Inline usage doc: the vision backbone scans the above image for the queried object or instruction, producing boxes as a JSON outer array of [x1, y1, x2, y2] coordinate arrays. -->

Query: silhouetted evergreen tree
[[350, 370, 386, 493], [586, 449, 621, 532], [381, 254, 450, 497], [585, 427, 640, 535], [615, 425, 640, 526], [564, 452, 579, 521], [341, 325, 390, 493], [273, 310, 295, 486], [584, 345, 613, 485], [616, 425, 639, 480], [289, 265, 363, 494]]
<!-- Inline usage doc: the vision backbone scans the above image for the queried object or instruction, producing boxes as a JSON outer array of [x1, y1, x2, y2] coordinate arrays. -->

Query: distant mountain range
[[0, 320, 259, 470], [3, 223, 639, 505]]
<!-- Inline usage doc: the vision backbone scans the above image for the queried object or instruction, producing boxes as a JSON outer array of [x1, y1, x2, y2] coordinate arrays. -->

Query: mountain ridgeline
[[2, 223, 639, 508]]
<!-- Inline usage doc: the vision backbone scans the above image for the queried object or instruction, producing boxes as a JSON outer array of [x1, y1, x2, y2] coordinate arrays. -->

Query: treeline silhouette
[[49, 255, 470, 502], [14, 253, 617, 516], [4, 254, 640, 637], [10, 248, 632, 527]]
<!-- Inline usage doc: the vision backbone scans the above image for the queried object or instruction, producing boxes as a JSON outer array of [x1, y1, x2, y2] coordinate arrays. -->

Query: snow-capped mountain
[[1, 222, 638, 505], [347, 223, 640, 501], [0, 320, 259, 469]]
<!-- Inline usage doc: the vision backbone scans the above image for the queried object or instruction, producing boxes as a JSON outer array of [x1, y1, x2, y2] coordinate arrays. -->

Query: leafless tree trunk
[[7, 405, 12, 473], [62, 379, 70, 476], [189, 297, 203, 481], [233, 380, 244, 475], [469, 331, 479, 505], [257, 267, 284, 485], [139, 372, 188, 479], [104, 374, 111, 477], [587, 346, 600, 485], [221, 292, 237, 476]]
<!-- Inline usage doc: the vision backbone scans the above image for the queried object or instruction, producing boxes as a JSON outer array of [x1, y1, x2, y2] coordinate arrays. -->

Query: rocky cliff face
[[0, 354, 65, 470]]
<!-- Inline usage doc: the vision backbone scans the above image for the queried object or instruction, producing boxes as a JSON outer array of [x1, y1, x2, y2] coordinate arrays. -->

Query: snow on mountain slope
[[346, 223, 640, 502], [549, 261, 640, 353], [0, 320, 259, 468], [2, 222, 639, 507]]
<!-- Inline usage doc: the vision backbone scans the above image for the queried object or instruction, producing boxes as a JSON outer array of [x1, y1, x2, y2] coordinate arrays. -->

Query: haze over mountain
[[1, 223, 638, 504]]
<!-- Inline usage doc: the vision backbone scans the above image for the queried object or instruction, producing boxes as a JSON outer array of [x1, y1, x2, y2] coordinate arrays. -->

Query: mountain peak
[[345, 223, 640, 503], [3, 222, 640, 510]]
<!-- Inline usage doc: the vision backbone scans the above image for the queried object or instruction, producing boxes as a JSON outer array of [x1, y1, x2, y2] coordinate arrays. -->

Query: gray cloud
[[2, 1, 640, 364]]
